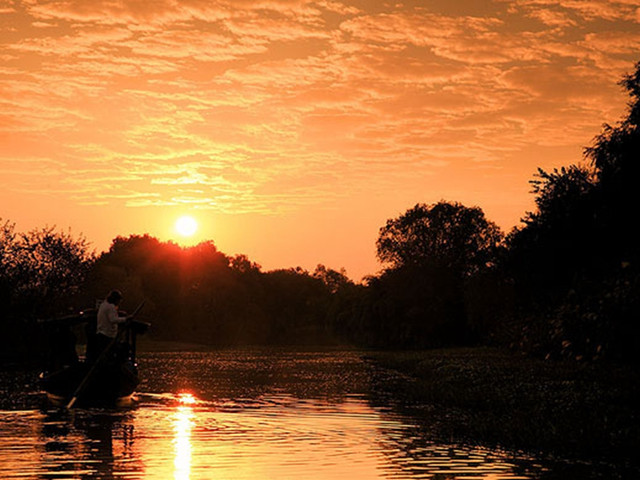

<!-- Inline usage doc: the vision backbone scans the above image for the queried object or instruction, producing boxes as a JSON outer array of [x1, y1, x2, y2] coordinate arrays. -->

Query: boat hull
[[44, 391, 135, 408], [40, 360, 140, 408]]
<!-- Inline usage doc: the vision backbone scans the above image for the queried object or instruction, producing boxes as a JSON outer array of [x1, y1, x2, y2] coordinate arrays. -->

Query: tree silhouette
[[506, 164, 598, 300], [376, 201, 503, 277], [0, 222, 94, 319], [82, 235, 355, 346], [502, 61, 640, 361], [313, 264, 350, 294], [357, 202, 505, 347], [507, 61, 640, 297], [1, 221, 94, 360], [585, 61, 640, 268]]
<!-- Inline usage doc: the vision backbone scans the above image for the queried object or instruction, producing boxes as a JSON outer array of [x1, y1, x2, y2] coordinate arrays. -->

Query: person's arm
[[107, 304, 128, 325]]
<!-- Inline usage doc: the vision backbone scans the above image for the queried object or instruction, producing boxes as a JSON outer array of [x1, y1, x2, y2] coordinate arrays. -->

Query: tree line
[[2, 61, 639, 364]]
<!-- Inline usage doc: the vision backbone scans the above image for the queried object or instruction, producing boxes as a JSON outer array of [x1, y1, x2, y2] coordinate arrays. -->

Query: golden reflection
[[178, 392, 197, 405], [173, 405, 194, 480]]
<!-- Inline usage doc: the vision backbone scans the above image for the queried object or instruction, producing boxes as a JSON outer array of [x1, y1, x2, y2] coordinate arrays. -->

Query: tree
[[1, 221, 94, 360], [312, 264, 351, 294], [506, 164, 599, 299], [376, 201, 503, 277], [501, 61, 640, 361], [363, 202, 504, 347], [1, 223, 94, 319], [85, 236, 349, 346], [584, 60, 640, 267], [230, 254, 261, 274], [0, 220, 18, 312], [527, 165, 597, 224], [506, 61, 640, 297]]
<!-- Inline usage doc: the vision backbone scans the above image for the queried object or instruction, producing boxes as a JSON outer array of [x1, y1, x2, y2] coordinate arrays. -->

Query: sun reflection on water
[[178, 392, 197, 405], [173, 401, 194, 480], [0, 352, 580, 479]]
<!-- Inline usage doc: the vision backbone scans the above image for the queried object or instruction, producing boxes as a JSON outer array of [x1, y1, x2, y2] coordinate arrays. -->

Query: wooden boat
[[40, 359, 140, 408], [38, 306, 149, 408]]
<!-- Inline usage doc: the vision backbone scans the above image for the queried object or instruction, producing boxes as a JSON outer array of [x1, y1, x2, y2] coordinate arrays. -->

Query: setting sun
[[175, 216, 198, 237]]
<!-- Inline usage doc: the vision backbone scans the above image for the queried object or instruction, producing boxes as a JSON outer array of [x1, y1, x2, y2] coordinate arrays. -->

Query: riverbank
[[366, 347, 639, 470]]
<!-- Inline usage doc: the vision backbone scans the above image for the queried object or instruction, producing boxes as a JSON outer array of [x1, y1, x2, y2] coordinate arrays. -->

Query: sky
[[1, 0, 639, 281]]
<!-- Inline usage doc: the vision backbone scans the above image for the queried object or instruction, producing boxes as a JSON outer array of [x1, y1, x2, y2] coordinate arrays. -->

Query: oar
[[66, 301, 145, 409]]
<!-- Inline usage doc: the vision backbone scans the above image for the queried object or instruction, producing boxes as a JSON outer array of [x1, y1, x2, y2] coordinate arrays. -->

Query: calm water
[[0, 350, 613, 479]]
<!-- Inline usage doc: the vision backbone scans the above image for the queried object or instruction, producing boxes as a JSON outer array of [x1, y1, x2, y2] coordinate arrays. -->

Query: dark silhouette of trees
[[347, 201, 506, 348], [585, 65, 640, 268], [359, 62, 640, 357], [84, 236, 354, 347], [312, 264, 350, 293], [506, 165, 598, 302], [0, 221, 94, 320], [377, 201, 503, 277], [1, 221, 94, 359], [502, 61, 640, 362]]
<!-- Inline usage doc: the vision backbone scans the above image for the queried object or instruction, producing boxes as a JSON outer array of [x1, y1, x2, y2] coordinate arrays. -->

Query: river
[[0, 349, 623, 479]]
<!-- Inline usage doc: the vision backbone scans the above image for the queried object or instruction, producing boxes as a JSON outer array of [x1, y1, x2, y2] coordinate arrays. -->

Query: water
[[0, 350, 614, 479]]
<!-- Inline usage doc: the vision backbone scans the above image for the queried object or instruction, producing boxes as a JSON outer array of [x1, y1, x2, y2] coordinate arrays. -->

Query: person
[[87, 290, 129, 364]]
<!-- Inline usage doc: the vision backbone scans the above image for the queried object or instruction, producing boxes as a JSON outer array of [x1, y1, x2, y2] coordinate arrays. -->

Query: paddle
[[66, 301, 145, 409]]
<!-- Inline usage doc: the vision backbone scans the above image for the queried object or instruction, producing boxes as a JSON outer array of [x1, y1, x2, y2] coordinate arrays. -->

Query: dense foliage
[[376, 201, 503, 277], [355, 202, 505, 348], [501, 61, 640, 362], [82, 235, 355, 346], [0, 221, 94, 358]]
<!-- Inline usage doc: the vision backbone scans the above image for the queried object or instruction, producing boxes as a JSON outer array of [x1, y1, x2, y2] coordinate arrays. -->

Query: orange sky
[[1, 0, 639, 280]]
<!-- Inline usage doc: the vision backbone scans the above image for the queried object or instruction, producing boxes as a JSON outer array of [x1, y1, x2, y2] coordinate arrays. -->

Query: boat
[[38, 305, 149, 408]]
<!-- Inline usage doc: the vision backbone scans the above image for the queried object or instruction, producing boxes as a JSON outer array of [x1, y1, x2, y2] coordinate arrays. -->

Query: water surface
[[0, 350, 614, 479]]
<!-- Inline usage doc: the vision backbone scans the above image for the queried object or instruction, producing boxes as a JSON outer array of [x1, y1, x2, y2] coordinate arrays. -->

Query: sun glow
[[175, 216, 198, 237]]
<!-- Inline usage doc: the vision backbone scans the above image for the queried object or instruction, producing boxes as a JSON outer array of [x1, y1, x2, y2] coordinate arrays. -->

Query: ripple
[[0, 350, 611, 479]]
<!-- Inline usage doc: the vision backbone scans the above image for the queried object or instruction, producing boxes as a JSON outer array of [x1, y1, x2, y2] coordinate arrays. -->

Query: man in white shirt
[[87, 290, 129, 364], [97, 290, 128, 338]]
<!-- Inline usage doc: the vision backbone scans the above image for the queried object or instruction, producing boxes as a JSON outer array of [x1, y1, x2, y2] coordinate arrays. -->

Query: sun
[[175, 215, 198, 237]]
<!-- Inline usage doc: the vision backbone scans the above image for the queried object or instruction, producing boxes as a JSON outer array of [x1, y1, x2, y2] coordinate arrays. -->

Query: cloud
[[500, 0, 640, 23], [2, 0, 639, 223], [22, 0, 205, 25]]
